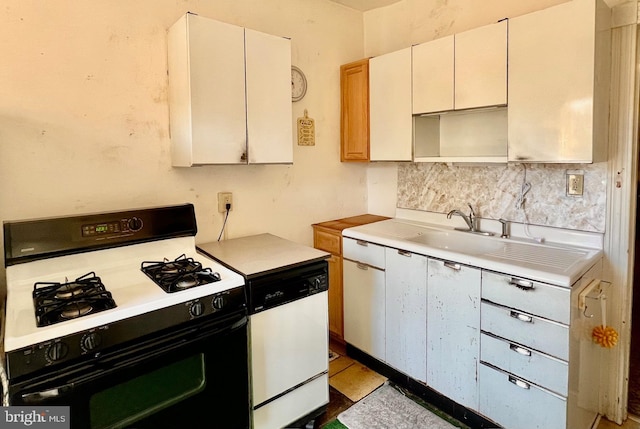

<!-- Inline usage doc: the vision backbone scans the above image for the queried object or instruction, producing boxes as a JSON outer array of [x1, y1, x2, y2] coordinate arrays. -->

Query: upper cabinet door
[[370, 47, 412, 161], [340, 59, 370, 162], [455, 20, 507, 110], [412, 35, 454, 114], [245, 29, 293, 164], [168, 14, 247, 166], [508, 0, 610, 163]]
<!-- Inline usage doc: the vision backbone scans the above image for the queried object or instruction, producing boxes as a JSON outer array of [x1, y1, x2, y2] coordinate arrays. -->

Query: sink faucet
[[447, 204, 476, 232]]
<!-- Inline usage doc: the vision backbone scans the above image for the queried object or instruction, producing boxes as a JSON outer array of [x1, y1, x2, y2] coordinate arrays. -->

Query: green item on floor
[[321, 419, 349, 429]]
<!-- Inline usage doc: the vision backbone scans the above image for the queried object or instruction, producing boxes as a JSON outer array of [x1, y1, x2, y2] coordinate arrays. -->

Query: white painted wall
[[0, 0, 369, 290]]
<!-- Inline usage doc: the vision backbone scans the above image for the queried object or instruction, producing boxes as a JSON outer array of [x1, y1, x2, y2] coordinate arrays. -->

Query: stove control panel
[[81, 216, 144, 238]]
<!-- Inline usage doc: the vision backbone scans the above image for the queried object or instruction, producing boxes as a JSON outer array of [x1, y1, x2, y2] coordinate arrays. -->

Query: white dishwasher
[[198, 233, 330, 429]]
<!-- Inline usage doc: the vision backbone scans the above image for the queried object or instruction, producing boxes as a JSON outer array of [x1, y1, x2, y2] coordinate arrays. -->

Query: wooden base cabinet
[[312, 215, 389, 343]]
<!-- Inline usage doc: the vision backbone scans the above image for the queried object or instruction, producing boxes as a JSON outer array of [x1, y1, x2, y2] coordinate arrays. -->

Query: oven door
[[9, 312, 249, 429]]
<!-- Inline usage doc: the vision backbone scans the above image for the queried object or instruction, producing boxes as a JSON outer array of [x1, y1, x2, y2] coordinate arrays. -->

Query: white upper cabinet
[[508, 0, 611, 163], [455, 20, 507, 110], [412, 35, 454, 114], [245, 29, 293, 164], [412, 20, 507, 115], [168, 13, 292, 166], [369, 47, 412, 161]]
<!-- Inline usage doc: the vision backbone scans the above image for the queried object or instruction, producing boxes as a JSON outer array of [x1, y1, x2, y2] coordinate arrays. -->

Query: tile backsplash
[[397, 162, 606, 233]]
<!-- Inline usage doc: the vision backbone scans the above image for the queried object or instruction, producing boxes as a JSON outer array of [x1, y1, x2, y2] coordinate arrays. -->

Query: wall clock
[[291, 65, 307, 102]]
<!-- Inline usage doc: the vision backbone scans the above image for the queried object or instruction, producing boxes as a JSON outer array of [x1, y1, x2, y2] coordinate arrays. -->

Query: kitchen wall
[[363, 0, 616, 233], [0, 0, 369, 291]]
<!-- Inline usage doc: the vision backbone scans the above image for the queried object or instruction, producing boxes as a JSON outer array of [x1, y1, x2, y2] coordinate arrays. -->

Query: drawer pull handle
[[356, 240, 368, 247], [508, 375, 530, 390], [509, 278, 535, 290], [398, 250, 412, 257], [509, 343, 532, 356], [443, 261, 461, 271], [510, 311, 533, 323], [356, 263, 369, 270]]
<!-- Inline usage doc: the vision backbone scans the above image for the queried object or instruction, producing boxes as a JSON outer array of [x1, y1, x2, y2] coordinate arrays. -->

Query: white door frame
[[604, 2, 639, 423]]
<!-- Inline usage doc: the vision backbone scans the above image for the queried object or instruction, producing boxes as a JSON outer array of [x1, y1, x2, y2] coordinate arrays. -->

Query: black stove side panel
[[4, 203, 196, 266]]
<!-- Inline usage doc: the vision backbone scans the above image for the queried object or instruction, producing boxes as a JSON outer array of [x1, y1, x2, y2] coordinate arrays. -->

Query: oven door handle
[[21, 385, 73, 403]]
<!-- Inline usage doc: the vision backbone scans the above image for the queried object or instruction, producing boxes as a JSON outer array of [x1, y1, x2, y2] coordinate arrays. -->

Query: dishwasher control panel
[[307, 273, 328, 294], [248, 260, 328, 314]]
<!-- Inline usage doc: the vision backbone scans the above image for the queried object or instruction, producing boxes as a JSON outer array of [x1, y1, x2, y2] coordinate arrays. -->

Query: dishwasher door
[[250, 291, 329, 429]]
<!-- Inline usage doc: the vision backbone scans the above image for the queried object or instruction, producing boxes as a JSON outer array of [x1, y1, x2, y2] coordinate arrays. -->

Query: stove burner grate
[[141, 254, 221, 293], [33, 272, 117, 327]]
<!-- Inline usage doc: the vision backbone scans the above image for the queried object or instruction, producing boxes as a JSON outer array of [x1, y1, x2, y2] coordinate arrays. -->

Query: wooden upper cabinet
[[340, 59, 370, 162]]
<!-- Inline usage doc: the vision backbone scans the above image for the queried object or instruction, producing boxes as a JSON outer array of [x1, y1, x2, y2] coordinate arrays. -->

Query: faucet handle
[[467, 203, 475, 217], [498, 218, 510, 239]]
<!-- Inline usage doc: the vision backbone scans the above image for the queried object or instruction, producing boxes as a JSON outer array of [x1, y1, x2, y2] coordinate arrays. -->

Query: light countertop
[[343, 218, 602, 287], [197, 233, 330, 277]]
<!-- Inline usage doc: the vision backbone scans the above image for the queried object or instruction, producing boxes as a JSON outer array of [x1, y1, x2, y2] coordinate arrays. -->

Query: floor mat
[[328, 362, 386, 402], [338, 383, 465, 429]]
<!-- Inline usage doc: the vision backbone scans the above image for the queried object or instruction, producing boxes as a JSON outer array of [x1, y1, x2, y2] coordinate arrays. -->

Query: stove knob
[[212, 296, 226, 310], [81, 333, 102, 351], [46, 343, 69, 362], [190, 301, 204, 317], [127, 217, 143, 232]]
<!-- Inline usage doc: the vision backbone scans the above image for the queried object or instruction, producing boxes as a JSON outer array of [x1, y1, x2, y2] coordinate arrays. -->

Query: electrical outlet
[[566, 171, 584, 196], [218, 192, 233, 213]]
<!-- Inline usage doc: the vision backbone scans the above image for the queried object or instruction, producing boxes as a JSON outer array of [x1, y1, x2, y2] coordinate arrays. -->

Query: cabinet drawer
[[343, 238, 385, 269], [481, 301, 568, 361], [480, 333, 568, 396], [479, 363, 566, 429], [482, 271, 570, 324], [313, 229, 341, 255]]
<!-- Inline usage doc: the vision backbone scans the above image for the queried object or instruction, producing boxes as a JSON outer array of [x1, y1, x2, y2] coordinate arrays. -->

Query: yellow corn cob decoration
[[592, 325, 618, 348]]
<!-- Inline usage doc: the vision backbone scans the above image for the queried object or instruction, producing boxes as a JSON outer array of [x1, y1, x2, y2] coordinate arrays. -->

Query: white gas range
[[2, 204, 250, 428]]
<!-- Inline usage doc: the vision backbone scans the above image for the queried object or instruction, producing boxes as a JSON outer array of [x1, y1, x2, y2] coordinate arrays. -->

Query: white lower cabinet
[[343, 239, 386, 362], [479, 363, 567, 429], [426, 259, 480, 410], [342, 234, 601, 429], [480, 333, 568, 397], [385, 248, 427, 382], [480, 301, 569, 361], [478, 264, 602, 429]]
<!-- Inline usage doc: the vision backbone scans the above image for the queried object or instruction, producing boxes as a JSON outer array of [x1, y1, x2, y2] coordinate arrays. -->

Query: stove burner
[[141, 254, 221, 293], [60, 302, 93, 319], [33, 272, 117, 327], [55, 284, 84, 300], [175, 277, 197, 289]]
